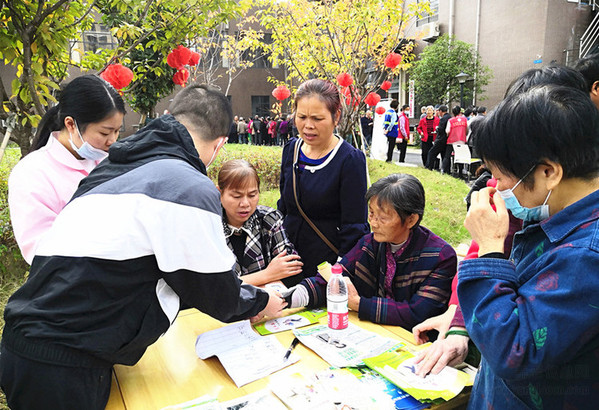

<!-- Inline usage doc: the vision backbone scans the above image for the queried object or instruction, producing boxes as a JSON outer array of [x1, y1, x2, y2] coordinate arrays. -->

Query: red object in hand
[[380, 80, 392, 91], [384, 52, 402, 69], [188, 51, 201, 66], [375, 106, 386, 115], [364, 92, 381, 107], [100, 64, 134, 90], [173, 69, 189, 87], [272, 85, 291, 101], [336, 72, 354, 87], [167, 45, 192, 70]]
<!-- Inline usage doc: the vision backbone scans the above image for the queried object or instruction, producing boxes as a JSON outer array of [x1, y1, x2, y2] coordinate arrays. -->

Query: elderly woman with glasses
[[286, 173, 457, 328]]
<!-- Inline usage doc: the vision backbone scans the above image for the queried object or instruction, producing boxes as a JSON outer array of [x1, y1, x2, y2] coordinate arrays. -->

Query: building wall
[[407, 0, 593, 109]]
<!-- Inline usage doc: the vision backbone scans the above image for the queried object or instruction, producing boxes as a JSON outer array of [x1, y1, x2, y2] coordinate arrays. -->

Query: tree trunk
[[13, 125, 34, 158]]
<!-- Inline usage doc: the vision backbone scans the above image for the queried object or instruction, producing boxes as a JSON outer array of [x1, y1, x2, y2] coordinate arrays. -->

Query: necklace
[[303, 136, 338, 159]]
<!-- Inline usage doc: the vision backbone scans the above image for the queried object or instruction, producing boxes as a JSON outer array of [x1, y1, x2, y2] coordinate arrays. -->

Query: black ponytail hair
[[32, 75, 126, 151]]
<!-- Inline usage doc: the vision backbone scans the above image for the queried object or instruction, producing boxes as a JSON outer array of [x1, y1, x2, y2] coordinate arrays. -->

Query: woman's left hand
[[343, 277, 360, 311], [465, 187, 509, 255]]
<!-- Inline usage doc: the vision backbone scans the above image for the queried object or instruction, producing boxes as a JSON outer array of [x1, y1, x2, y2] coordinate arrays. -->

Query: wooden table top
[[106, 309, 469, 410]]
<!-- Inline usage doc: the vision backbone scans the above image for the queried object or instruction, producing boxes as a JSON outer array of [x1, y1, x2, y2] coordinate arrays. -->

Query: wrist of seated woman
[[445, 327, 469, 338], [284, 285, 309, 308]]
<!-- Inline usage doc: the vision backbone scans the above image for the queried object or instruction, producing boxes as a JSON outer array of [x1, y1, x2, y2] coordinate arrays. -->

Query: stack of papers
[[195, 320, 298, 387], [292, 323, 401, 368], [270, 368, 428, 410], [362, 347, 473, 402]]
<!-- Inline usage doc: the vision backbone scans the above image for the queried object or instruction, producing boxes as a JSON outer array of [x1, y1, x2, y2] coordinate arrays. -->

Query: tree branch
[[36, 0, 71, 26], [135, 0, 156, 27]]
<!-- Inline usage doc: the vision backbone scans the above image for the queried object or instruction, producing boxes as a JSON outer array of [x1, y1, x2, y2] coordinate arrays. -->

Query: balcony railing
[[580, 5, 599, 57]]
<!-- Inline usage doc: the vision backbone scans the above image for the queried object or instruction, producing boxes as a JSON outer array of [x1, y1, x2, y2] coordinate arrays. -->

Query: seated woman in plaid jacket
[[218, 159, 303, 287], [285, 173, 457, 328]]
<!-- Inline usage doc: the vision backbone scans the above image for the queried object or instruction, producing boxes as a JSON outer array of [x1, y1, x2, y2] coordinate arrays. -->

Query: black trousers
[[396, 138, 408, 162], [441, 144, 452, 174], [421, 140, 432, 167], [0, 345, 112, 410], [386, 136, 396, 162], [426, 139, 447, 170]]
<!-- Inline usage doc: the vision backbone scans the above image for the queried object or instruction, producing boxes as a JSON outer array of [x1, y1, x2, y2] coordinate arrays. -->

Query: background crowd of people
[[228, 114, 298, 146]]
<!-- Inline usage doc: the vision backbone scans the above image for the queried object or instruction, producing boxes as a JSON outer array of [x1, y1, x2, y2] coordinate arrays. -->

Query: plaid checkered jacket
[[223, 205, 297, 276]]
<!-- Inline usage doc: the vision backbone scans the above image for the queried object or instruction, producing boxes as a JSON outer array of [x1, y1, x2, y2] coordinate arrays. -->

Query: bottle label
[[328, 311, 348, 329]]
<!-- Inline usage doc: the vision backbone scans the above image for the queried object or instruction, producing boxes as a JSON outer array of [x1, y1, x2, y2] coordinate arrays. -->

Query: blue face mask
[[68, 120, 108, 161], [497, 167, 552, 222]]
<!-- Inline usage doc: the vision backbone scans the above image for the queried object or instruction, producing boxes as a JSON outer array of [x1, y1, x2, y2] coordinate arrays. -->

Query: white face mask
[[205, 137, 228, 168], [68, 120, 108, 161]]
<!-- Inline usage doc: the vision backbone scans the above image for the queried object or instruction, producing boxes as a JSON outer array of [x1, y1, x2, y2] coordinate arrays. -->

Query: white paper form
[[195, 320, 299, 387], [293, 323, 402, 368]]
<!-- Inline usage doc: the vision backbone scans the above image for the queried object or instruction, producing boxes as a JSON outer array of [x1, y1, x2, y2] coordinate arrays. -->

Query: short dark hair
[[575, 53, 599, 92], [33, 75, 125, 151], [366, 173, 425, 228], [168, 84, 232, 141], [505, 65, 586, 98], [294, 79, 342, 121], [401, 104, 410, 111], [475, 84, 599, 185], [452, 105, 461, 116], [390, 100, 399, 110], [477, 106, 487, 114], [438, 105, 448, 113], [464, 108, 473, 117]]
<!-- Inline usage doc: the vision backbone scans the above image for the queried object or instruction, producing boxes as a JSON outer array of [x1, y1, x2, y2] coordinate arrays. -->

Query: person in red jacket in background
[[397, 104, 410, 162], [442, 105, 468, 175], [416, 105, 440, 167]]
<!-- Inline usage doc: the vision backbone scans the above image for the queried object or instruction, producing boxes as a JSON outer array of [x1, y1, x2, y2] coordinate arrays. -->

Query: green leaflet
[[533, 327, 548, 349], [529, 383, 543, 410], [535, 242, 545, 257]]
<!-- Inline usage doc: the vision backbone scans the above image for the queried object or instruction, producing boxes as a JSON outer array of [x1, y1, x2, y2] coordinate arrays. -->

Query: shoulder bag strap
[[292, 139, 339, 255]]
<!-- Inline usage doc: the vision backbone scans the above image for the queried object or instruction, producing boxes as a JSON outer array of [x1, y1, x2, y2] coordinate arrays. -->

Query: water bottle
[[327, 263, 348, 330]]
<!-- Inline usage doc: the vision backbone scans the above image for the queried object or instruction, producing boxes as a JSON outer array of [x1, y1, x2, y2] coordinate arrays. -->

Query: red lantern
[[364, 92, 381, 107], [341, 86, 360, 107], [272, 85, 291, 101], [381, 80, 392, 91], [173, 69, 189, 87], [189, 51, 201, 66], [375, 106, 386, 115], [384, 52, 402, 69], [336, 72, 353, 87], [167, 45, 192, 70], [100, 64, 134, 91]]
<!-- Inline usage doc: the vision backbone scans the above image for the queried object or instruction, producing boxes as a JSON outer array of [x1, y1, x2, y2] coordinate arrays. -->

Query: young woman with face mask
[[218, 159, 303, 286], [8, 75, 125, 264]]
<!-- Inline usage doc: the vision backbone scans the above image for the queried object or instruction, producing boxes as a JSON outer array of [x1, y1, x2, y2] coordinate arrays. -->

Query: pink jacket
[[8, 134, 99, 264]]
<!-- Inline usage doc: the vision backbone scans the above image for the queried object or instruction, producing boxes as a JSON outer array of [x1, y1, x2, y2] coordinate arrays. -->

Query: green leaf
[[533, 327, 547, 349], [529, 383, 543, 410]]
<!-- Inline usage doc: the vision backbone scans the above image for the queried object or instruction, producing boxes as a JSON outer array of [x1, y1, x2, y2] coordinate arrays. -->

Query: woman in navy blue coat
[[278, 79, 369, 284]]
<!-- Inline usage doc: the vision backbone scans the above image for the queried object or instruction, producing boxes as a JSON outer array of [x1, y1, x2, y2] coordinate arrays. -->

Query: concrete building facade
[[407, 0, 596, 109]]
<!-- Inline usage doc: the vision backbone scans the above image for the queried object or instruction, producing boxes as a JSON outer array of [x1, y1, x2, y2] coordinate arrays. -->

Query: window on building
[[82, 24, 117, 53], [252, 96, 270, 117], [416, 0, 439, 27]]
